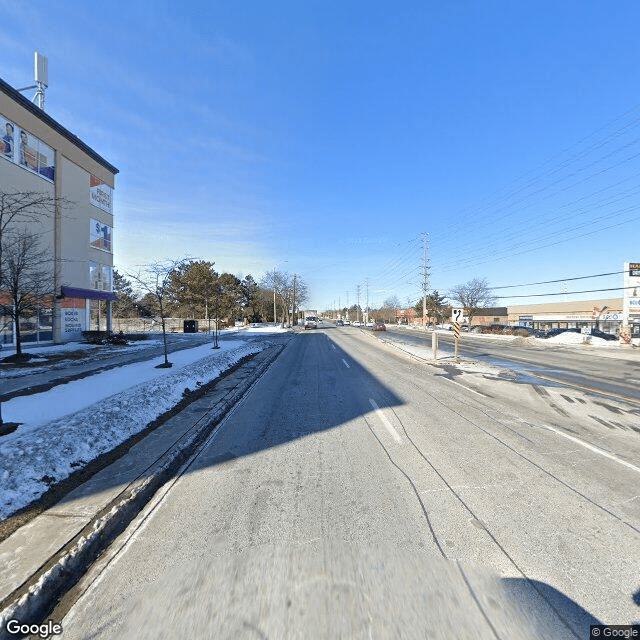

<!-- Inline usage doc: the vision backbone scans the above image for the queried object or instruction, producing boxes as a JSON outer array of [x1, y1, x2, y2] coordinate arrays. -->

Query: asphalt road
[[57, 327, 640, 639], [386, 324, 640, 401]]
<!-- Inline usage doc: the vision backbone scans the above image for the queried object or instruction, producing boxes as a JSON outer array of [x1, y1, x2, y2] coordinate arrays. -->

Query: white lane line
[[369, 398, 401, 443], [444, 377, 485, 397], [543, 425, 640, 475], [331, 344, 336, 350], [342, 359, 350, 368]]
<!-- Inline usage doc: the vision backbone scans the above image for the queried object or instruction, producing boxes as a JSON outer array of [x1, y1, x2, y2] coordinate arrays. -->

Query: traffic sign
[[451, 308, 464, 323]]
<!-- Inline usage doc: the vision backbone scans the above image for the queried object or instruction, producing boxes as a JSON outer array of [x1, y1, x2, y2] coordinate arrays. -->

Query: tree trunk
[[14, 307, 21, 356]]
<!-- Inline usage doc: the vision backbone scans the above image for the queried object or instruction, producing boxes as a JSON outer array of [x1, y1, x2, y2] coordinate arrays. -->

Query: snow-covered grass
[[0, 338, 274, 519], [396, 324, 622, 348]]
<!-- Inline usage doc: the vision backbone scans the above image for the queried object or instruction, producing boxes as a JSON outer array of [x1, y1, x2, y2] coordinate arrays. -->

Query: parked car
[[336, 319, 344, 326], [352, 321, 361, 327], [590, 329, 618, 341], [343, 320, 351, 325], [373, 322, 386, 331], [365, 321, 374, 327]]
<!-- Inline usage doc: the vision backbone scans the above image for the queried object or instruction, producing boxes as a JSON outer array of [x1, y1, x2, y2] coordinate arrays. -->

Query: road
[[56, 326, 640, 639], [386, 324, 640, 402]]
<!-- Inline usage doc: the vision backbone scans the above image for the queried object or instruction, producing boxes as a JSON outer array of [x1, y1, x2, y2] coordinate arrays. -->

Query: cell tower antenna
[[17, 51, 48, 110]]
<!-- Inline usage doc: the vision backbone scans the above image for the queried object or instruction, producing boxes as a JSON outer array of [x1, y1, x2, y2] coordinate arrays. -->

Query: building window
[[89, 262, 113, 292], [0, 114, 55, 182], [90, 219, 112, 253]]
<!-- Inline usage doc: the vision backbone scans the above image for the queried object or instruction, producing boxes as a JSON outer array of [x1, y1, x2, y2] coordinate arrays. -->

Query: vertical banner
[[90, 175, 113, 213]]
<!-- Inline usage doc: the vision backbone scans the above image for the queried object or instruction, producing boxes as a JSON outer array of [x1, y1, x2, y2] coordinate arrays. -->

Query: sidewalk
[[0, 344, 284, 637]]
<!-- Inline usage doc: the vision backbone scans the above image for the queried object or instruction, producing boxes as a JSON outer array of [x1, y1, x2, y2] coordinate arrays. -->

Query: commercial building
[[507, 298, 623, 334], [0, 76, 118, 345]]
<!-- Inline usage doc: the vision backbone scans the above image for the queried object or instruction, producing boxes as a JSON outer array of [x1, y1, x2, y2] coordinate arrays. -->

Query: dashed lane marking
[[369, 398, 401, 443]]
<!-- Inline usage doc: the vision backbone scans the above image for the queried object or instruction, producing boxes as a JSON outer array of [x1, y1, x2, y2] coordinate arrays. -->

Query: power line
[[495, 285, 638, 299], [491, 270, 625, 290]]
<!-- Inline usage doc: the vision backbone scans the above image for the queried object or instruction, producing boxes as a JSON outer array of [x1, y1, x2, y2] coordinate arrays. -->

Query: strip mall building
[[0, 77, 118, 345]]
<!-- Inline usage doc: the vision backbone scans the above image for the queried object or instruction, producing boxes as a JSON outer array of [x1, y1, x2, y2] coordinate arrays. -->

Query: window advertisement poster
[[1, 115, 15, 160], [0, 113, 55, 181], [90, 218, 112, 252], [90, 175, 113, 214], [89, 261, 113, 291]]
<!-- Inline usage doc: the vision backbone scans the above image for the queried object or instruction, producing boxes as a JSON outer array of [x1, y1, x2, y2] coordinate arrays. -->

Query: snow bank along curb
[[0, 343, 285, 638]]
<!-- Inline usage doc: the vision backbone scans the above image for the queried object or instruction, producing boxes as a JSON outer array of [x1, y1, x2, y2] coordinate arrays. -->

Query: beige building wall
[[1, 77, 118, 344], [59, 157, 114, 290]]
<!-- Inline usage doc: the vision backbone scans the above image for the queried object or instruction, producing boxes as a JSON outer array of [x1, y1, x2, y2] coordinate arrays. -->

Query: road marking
[[444, 377, 485, 397], [369, 398, 401, 443], [331, 344, 336, 350], [342, 359, 350, 368], [543, 424, 640, 475]]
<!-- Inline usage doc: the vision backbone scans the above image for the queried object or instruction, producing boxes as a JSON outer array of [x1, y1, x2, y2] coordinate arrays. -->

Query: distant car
[[590, 329, 618, 341], [336, 320, 344, 326], [352, 321, 361, 327], [343, 320, 351, 325], [304, 316, 318, 330], [365, 321, 374, 327], [373, 322, 386, 331]]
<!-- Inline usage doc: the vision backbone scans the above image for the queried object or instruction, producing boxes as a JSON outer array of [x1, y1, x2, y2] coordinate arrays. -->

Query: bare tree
[[448, 278, 496, 323], [0, 229, 53, 358], [0, 190, 68, 283], [126, 259, 189, 368]]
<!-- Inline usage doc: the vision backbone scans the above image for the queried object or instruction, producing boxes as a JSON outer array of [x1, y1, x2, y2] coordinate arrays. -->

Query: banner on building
[[90, 175, 113, 213], [90, 219, 112, 252]]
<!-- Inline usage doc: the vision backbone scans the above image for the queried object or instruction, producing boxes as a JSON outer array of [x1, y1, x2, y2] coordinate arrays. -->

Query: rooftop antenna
[[17, 51, 48, 110]]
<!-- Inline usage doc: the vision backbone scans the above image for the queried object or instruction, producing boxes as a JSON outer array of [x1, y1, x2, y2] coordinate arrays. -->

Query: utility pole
[[422, 232, 430, 331], [292, 274, 297, 327], [356, 285, 361, 324], [366, 278, 369, 324]]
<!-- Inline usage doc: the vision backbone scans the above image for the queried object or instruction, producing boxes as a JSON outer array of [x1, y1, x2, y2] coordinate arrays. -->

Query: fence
[[110, 317, 231, 334]]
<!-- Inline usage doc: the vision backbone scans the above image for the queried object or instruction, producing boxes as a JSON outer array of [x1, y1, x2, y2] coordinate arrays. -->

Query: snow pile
[[0, 340, 268, 519], [545, 332, 612, 346]]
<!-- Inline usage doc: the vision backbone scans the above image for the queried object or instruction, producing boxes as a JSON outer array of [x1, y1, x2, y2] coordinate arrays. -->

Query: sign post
[[451, 308, 464, 362]]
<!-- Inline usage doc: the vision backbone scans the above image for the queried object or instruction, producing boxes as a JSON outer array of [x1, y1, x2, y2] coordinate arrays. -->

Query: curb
[[0, 342, 285, 638]]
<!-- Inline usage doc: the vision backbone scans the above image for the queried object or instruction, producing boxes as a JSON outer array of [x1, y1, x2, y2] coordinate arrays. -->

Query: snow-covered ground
[[398, 324, 628, 349], [0, 327, 288, 519]]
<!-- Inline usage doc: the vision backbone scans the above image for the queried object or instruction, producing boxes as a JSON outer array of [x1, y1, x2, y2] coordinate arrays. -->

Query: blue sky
[[2, 1, 640, 311]]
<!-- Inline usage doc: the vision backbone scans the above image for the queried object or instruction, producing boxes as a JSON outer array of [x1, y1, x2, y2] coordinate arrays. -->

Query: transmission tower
[[422, 232, 430, 327]]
